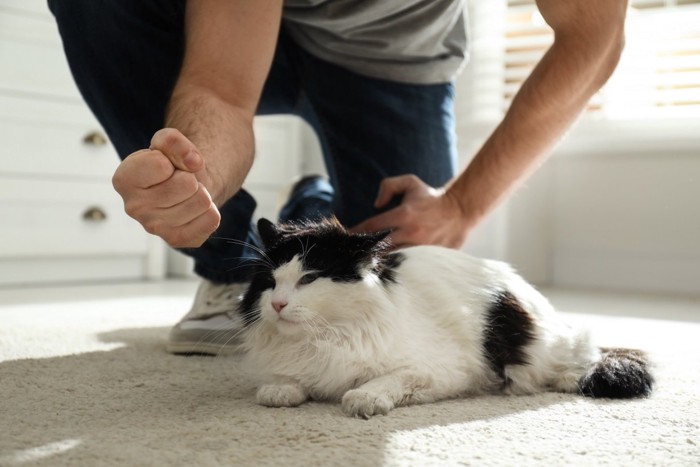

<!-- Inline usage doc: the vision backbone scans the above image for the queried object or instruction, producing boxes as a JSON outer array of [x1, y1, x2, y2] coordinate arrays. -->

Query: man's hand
[[112, 128, 221, 248], [366, 0, 627, 253], [351, 175, 471, 249]]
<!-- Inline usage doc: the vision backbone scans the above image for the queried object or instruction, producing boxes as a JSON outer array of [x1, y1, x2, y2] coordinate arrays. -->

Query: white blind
[[504, 0, 700, 119]]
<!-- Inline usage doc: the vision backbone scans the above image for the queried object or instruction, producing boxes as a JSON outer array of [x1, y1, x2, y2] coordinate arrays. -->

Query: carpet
[[1, 282, 698, 466]]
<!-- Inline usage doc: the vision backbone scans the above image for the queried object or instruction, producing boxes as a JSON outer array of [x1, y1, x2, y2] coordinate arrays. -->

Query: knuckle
[[165, 232, 184, 248], [406, 174, 421, 185], [182, 174, 200, 195], [143, 220, 163, 236], [410, 225, 426, 240], [123, 200, 144, 219], [111, 170, 127, 191], [123, 202, 137, 218], [395, 205, 411, 222], [152, 128, 178, 148], [168, 230, 202, 249], [193, 189, 213, 211], [200, 208, 221, 233], [383, 176, 399, 188], [162, 130, 181, 150], [152, 152, 175, 175], [207, 208, 222, 230]]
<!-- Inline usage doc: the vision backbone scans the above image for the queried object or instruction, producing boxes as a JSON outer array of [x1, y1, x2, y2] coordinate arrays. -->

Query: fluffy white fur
[[241, 246, 600, 418]]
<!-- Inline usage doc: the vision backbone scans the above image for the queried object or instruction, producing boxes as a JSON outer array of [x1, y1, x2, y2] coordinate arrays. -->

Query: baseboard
[[0, 256, 149, 287], [553, 250, 700, 296]]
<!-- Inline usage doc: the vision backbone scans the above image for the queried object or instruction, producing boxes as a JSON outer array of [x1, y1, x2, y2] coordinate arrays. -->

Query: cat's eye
[[298, 272, 320, 286]]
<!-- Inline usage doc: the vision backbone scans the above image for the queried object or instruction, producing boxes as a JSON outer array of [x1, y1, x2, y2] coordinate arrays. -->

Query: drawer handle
[[83, 131, 107, 146], [82, 206, 107, 222]]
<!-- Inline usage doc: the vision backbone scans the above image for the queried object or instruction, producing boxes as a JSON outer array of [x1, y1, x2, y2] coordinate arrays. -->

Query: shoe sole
[[165, 340, 240, 356], [166, 323, 243, 356]]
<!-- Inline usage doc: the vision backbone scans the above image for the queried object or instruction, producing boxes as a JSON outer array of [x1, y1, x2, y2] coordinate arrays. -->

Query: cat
[[236, 217, 653, 419]]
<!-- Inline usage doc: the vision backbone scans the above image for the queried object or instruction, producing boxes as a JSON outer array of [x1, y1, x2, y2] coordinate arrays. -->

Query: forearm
[[448, 5, 626, 230], [163, 0, 282, 208], [165, 83, 255, 207]]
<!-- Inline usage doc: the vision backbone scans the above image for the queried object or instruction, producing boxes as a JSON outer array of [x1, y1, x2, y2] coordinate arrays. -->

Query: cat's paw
[[256, 384, 307, 408], [341, 389, 394, 419]]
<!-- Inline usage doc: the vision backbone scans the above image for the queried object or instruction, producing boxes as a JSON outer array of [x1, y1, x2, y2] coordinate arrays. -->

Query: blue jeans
[[49, 0, 458, 283]]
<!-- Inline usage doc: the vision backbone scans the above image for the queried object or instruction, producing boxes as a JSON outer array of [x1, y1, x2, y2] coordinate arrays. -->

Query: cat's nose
[[272, 300, 288, 313]]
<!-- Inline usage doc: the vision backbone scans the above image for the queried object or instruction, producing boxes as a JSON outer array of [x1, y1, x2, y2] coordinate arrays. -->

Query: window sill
[[556, 118, 700, 157], [459, 116, 700, 159]]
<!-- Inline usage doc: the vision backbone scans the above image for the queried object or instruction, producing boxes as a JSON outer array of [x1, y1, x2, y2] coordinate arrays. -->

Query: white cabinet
[[0, 1, 164, 285], [247, 116, 303, 220], [0, 0, 304, 284]]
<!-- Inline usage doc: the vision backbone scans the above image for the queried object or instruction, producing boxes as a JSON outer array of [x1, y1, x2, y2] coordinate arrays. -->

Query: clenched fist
[[112, 128, 221, 248]]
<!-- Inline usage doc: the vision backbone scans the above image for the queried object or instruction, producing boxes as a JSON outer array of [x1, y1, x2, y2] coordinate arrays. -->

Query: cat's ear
[[257, 218, 280, 248], [357, 229, 392, 251]]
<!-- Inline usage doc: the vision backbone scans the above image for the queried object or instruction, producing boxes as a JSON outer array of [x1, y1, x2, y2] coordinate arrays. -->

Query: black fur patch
[[239, 268, 275, 326], [238, 218, 403, 326], [579, 348, 654, 398], [378, 252, 405, 285], [482, 291, 536, 384]]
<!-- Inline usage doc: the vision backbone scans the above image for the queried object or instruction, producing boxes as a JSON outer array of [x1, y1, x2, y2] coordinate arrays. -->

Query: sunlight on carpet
[[0, 439, 83, 466], [0, 296, 185, 363]]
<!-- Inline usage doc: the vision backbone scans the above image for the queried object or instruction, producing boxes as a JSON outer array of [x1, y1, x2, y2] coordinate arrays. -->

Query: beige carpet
[[1, 281, 698, 466]]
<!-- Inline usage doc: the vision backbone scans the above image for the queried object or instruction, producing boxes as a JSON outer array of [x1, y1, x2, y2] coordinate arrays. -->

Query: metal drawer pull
[[82, 206, 107, 222], [83, 131, 107, 146]]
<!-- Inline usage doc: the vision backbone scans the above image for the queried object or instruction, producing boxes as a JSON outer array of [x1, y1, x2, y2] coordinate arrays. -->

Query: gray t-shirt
[[282, 0, 468, 84]]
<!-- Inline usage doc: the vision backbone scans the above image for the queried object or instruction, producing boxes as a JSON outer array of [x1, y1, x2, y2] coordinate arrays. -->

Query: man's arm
[[112, 1, 283, 248], [353, 0, 628, 248]]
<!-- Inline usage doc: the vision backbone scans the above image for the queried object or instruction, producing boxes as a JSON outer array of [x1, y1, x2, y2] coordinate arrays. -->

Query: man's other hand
[[351, 174, 471, 249]]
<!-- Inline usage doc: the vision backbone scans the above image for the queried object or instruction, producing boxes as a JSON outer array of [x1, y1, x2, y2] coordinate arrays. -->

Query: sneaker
[[166, 280, 248, 356]]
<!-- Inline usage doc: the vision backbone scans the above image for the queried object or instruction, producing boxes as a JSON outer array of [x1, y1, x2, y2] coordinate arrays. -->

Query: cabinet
[[0, 1, 166, 285]]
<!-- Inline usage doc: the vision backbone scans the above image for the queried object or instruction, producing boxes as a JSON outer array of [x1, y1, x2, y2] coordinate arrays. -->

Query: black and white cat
[[237, 218, 653, 418]]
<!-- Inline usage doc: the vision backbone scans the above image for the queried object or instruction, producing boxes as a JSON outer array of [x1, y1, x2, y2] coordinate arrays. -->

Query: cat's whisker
[[221, 254, 275, 271], [311, 314, 339, 342], [215, 327, 249, 358], [295, 236, 308, 264], [210, 235, 263, 253], [302, 242, 317, 266], [221, 261, 270, 274], [187, 314, 247, 357], [210, 236, 275, 268], [299, 314, 341, 369], [302, 237, 311, 264], [214, 312, 265, 359]]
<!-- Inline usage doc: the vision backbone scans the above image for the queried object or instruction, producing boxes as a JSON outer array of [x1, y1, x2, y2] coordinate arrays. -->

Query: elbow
[[556, 8, 627, 90], [602, 14, 626, 76], [593, 28, 625, 89], [541, 0, 629, 91], [593, 2, 628, 87]]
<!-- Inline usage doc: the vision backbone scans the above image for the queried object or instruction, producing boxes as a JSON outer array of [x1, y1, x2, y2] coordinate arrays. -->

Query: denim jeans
[[49, 0, 458, 283]]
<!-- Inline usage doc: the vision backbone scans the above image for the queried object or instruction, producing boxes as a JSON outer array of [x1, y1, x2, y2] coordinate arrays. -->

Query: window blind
[[504, 0, 700, 119]]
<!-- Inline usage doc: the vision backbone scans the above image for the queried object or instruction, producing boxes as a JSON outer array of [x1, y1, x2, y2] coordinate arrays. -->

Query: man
[[49, 0, 627, 354]]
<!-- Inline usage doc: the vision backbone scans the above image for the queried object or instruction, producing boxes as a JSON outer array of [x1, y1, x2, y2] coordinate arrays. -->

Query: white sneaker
[[166, 280, 248, 355]]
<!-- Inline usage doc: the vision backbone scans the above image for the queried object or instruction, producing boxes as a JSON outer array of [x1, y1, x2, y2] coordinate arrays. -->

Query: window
[[504, 0, 700, 120]]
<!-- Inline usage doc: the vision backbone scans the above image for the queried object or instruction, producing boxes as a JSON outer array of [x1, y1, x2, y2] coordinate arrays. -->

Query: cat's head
[[239, 217, 403, 336]]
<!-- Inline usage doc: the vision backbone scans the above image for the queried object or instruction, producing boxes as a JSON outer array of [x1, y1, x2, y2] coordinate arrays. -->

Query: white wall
[[474, 119, 700, 297], [546, 125, 700, 295]]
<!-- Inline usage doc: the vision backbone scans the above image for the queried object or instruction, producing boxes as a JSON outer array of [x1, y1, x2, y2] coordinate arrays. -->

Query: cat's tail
[[578, 348, 654, 398]]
